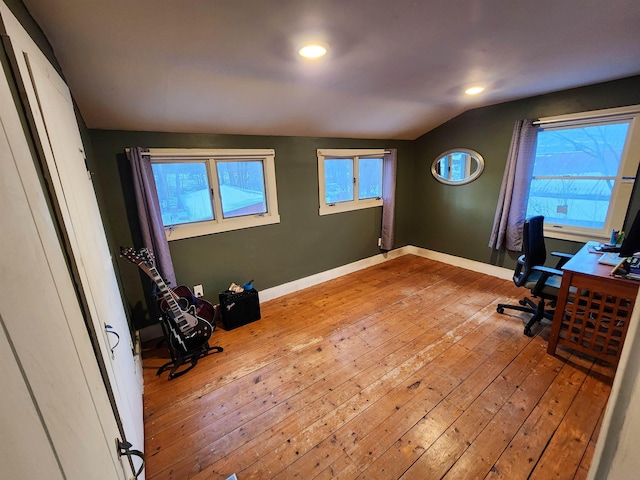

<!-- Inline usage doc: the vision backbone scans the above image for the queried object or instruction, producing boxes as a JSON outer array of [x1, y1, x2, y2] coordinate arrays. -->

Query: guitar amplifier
[[218, 289, 261, 330]]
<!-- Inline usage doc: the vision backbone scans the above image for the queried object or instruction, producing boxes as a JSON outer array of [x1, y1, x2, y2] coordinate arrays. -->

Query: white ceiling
[[21, 0, 640, 140]]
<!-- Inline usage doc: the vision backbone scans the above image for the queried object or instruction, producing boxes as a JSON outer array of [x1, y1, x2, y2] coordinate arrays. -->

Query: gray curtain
[[488, 119, 538, 251], [126, 147, 177, 287], [380, 149, 397, 251]]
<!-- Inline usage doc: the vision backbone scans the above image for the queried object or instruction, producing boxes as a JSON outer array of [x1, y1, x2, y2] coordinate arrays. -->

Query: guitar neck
[[138, 263, 190, 330], [136, 263, 180, 302]]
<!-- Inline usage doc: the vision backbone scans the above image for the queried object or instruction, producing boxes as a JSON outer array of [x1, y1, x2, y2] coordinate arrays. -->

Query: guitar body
[[164, 305, 213, 352], [157, 285, 215, 351], [159, 285, 216, 325]]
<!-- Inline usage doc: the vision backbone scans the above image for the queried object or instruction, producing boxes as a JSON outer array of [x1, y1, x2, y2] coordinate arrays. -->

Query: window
[[317, 149, 385, 215], [149, 149, 279, 240], [526, 106, 640, 242]]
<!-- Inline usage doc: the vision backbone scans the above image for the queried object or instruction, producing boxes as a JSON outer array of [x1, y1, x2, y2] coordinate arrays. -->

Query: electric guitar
[[120, 247, 213, 352]]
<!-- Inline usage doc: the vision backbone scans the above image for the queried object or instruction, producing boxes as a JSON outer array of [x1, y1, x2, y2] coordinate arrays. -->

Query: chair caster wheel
[[497, 306, 504, 314], [519, 299, 528, 306], [524, 327, 533, 337]]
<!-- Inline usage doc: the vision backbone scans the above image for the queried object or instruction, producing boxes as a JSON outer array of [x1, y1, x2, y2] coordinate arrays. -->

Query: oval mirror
[[431, 148, 484, 185]]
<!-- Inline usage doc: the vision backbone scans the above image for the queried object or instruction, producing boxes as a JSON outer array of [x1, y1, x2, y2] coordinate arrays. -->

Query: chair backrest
[[513, 215, 547, 287]]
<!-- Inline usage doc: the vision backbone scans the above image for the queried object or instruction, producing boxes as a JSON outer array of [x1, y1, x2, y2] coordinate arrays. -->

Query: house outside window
[[526, 106, 640, 242], [149, 149, 279, 240], [317, 149, 385, 215]]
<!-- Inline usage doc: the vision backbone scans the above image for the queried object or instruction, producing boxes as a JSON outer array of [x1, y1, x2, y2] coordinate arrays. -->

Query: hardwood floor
[[141, 254, 615, 480]]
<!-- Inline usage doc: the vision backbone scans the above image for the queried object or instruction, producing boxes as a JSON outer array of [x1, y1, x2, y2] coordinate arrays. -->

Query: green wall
[[412, 75, 640, 269], [90, 130, 415, 328], [91, 76, 640, 328]]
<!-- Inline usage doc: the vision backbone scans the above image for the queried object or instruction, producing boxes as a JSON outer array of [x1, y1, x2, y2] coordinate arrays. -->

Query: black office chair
[[496, 215, 573, 336]]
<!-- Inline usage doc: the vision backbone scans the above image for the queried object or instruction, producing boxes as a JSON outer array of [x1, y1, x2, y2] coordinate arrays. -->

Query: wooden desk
[[547, 243, 639, 366]]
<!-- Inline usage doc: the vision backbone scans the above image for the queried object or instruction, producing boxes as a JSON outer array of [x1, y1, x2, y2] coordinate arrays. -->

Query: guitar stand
[[156, 318, 223, 380]]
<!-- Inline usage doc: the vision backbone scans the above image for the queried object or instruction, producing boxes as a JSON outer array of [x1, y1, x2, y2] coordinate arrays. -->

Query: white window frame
[[148, 148, 280, 241], [317, 148, 385, 216], [532, 105, 640, 243]]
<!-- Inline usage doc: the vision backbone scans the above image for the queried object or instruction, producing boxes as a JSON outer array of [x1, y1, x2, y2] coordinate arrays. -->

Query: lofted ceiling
[[20, 0, 640, 140]]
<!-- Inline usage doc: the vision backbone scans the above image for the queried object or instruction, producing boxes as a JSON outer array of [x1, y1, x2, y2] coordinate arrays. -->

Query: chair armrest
[[551, 251, 574, 269], [512, 254, 527, 286], [531, 265, 564, 296], [532, 265, 563, 277], [551, 251, 573, 260]]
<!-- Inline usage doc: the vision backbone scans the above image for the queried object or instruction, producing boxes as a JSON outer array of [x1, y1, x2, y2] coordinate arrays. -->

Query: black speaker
[[218, 289, 261, 330]]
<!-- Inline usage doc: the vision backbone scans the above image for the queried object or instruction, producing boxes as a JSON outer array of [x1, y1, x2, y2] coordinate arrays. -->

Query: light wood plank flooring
[[141, 254, 615, 480]]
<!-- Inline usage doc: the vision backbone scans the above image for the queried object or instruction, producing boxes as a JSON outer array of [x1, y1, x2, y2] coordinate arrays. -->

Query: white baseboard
[[404, 246, 514, 281], [259, 245, 513, 303], [258, 248, 407, 302], [138, 246, 513, 340]]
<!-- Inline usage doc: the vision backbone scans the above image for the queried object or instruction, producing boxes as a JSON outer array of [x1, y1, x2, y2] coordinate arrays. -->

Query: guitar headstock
[[120, 246, 155, 268]]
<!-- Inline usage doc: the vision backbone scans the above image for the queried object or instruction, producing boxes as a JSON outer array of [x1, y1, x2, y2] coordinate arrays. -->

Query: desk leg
[[547, 272, 573, 355]]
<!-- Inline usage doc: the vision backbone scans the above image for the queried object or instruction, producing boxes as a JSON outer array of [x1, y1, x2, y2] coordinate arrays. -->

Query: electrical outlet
[[193, 284, 204, 297]]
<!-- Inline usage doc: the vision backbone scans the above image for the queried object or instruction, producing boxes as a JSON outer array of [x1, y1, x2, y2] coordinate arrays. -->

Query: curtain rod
[[137, 148, 275, 158], [127, 148, 393, 155], [534, 104, 640, 126]]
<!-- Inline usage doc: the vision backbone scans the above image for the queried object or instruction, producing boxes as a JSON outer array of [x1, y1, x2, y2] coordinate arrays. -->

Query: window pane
[[358, 157, 383, 199], [217, 160, 267, 218], [151, 162, 214, 226], [325, 159, 354, 204], [528, 178, 613, 229], [533, 123, 629, 177], [526, 122, 630, 229]]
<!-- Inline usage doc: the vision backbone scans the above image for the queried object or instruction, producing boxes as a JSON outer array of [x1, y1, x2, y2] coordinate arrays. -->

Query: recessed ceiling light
[[298, 42, 328, 59], [465, 86, 485, 96]]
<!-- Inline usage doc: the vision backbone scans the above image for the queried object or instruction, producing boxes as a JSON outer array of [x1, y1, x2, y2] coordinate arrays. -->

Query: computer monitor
[[619, 210, 640, 257]]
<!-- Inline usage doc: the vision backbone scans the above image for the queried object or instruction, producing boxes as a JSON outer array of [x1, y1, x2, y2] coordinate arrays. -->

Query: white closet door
[[0, 56, 127, 478], [0, 325, 65, 480], [23, 50, 145, 456], [0, 2, 144, 467]]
